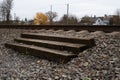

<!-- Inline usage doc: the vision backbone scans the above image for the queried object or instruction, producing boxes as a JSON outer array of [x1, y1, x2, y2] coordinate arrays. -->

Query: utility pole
[[66, 4, 69, 24], [50, 5, 52, 13], [50, 5, 53, 24]]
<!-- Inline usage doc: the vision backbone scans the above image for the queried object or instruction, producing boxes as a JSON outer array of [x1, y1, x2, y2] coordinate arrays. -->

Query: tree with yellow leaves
[[34, 12, 49, 25]]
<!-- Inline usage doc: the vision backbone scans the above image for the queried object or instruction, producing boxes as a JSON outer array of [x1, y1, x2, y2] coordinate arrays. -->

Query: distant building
[[93, 17, 109, 25], [80, 15, 110, 25]]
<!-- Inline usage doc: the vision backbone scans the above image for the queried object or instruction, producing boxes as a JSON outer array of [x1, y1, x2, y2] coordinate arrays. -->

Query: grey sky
[[11, 0, 120, 20]]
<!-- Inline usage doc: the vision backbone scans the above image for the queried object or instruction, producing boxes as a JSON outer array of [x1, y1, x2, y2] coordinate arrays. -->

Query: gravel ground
[[0, 29, 120, 80]]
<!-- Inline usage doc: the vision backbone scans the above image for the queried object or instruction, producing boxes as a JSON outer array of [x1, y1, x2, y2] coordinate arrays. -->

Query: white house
[[93, 18, 109, 25]]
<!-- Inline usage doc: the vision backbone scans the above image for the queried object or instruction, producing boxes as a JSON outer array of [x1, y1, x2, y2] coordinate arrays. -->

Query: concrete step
[[15, 38, 88, 54], [21, 33, 95, 47], [5, 43, 77, 63]]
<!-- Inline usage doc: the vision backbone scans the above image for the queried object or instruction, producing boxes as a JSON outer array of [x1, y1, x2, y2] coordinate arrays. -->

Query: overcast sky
[[11, 0, 120, 20]]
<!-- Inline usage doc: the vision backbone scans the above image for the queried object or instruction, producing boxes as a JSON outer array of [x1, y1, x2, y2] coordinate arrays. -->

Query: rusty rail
[[0, 25, 120, 32]]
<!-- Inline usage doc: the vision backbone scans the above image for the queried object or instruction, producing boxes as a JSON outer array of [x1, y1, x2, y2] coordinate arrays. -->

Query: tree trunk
[[6, 11, 10, 23]]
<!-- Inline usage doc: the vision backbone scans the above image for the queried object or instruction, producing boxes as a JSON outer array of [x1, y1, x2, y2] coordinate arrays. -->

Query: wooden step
[[21, 33, 95, 47], [15, 38, 88, 54], [5, 43, 77, 63]]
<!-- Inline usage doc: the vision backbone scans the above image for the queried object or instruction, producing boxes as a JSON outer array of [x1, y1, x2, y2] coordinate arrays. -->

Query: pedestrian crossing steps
[[5, 32, 95, 63]]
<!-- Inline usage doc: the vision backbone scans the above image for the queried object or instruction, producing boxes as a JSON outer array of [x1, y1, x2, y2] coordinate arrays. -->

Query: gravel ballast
[[0, 29, 120, 80]]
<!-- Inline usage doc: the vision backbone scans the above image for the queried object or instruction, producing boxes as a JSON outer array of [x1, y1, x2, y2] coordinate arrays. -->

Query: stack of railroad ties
[[5, 32, 96, 63]]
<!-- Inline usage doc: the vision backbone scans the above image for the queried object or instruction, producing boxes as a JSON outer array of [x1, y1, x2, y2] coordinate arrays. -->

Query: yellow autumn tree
[[34, 12, 49, 25]]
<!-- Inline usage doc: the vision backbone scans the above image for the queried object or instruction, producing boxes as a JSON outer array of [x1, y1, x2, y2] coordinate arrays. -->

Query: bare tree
[[59, 14, 67, 24], [0, 3, 2, 21], [0, 0, 13, 22], [113, 9, 120, 25], [46, 11, 57, 24], [0, 2, 5, 21], [80, 15, 94, 25], [59, 14, 78, 24], [116, 9, 120, 17]]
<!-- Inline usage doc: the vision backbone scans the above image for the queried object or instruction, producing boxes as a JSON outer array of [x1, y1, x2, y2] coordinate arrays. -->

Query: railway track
[[0, 25, 120, 32]]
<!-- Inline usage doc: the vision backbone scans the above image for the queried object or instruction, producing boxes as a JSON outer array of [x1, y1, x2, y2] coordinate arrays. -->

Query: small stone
[[37, 60, 41, 64], [62, 75, 67, 78], [75, 78, 80, 80], [48, 78, 52, 80], [31, 62, 35, 65], [0, 60, 2, 64], [55, 76, 59, 79], [67, 76, 72, 79], [83, 62, 89, 67], [82, 77, 91, 80]]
